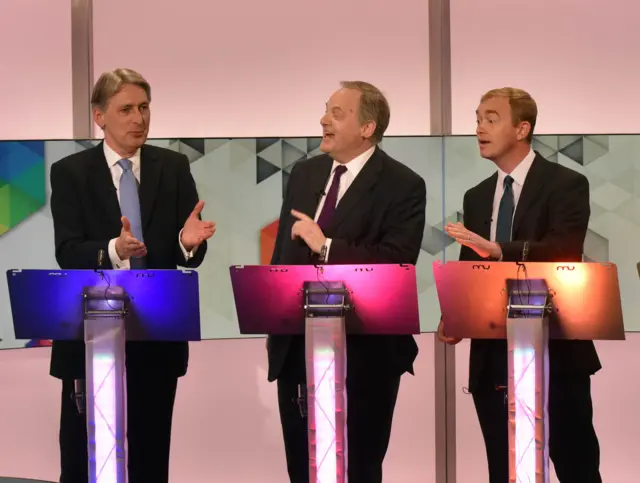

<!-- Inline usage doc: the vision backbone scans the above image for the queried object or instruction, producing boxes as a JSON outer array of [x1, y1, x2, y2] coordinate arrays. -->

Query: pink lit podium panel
[[433, 261, 625, 483], [229, 264, 420, 483], [5, 269, 201, 483]]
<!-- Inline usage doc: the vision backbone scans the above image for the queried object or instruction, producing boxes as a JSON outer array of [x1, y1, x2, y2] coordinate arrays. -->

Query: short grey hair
[[339, 80, 390, 144], [91, 68, 151, 110]]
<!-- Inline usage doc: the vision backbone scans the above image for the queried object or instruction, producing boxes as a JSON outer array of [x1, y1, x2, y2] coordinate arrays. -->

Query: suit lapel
[[293, 156, 333, 218], [88, 144, 122, 229], [473, 173, 497, 240], [512, 154, 547, 236], [329, 148, 383, 231], [139, 145, 163, 232]]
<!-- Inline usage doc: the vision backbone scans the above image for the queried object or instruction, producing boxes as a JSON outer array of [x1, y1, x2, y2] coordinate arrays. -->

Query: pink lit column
[[506, 315, 550, 483], [305, 316, 348, 482]]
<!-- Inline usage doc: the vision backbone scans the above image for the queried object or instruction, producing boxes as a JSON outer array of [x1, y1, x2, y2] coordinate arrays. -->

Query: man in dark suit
[[49, 68, 215, 483], [267, 80, 426, 483], [439, 87, 601, 482]]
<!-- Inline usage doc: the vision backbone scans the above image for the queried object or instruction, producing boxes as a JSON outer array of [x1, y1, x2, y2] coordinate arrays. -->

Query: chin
[[319, 139, 333, 154], [478, 146, 496, 160]]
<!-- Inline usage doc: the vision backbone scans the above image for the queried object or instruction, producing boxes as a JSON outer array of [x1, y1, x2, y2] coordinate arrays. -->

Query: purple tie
[[316, 165, 348, 231]]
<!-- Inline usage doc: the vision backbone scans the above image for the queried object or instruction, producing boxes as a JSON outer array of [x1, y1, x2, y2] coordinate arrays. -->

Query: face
[[94, 84, 150, 156], [319, 88, 375, 162], [475, 96, 529, 161]]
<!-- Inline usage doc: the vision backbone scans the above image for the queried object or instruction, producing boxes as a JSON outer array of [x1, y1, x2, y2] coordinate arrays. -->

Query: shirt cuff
[[108, 238, 130, 270], [179, 229, 197, 261]]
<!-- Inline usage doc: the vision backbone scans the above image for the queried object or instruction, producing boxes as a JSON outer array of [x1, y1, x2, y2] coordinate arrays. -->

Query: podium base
[[305, 315, 347, 483], [84, 288, 127, 483], [507, 315, 550, 483]]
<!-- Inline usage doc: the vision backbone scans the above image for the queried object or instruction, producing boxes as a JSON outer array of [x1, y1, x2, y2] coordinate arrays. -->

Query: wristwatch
[[319, 244, 328, 263]]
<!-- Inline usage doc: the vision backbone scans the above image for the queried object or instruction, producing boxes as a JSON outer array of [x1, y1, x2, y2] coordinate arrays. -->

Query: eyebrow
[[477, 109, 499, 116]]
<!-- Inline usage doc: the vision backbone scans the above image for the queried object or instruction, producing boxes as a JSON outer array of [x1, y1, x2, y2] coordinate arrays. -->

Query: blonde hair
[[481, 87, 537, 143], [340, 80, 390, 144], [91, 68, 151, 110]]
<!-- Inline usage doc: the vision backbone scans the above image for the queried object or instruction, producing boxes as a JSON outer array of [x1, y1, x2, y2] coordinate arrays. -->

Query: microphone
[[97, 248, 105, 268]]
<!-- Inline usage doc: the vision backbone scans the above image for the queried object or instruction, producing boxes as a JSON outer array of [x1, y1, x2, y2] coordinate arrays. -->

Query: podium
[[229, 264, 420, 482], [6, 268, 201, 483], [433, 261, 625, 483]]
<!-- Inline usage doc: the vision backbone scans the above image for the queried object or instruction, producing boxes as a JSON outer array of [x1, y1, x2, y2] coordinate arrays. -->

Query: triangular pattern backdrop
[[0, 135, 637, 350]]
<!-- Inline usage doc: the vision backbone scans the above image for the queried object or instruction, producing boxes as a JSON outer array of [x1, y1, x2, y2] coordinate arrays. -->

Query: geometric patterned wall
[[0, 141, 45, 236], [0, 135, 638, 350]]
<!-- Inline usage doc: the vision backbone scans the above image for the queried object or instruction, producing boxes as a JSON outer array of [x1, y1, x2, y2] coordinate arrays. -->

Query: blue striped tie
[[117, 159, 146, 268]]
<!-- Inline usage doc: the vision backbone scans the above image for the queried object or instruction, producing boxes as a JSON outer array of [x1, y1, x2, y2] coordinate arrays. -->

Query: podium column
[[84, 286, 127, 483], [304, 282, 348, 483], [506, 288, 550, 483]]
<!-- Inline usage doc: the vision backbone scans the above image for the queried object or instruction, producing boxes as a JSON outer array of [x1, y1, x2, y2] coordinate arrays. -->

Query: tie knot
[[504, 175, 514, 188], [334, 164, 348, 177], [118, 159, 133, 171]]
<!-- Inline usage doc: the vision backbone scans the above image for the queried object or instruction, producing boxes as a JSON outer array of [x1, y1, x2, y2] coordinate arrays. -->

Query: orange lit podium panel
[[433, 261, 624, 483]]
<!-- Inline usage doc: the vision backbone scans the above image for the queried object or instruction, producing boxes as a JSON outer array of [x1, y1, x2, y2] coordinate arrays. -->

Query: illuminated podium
[[229, 264, 420, 482], [6, 269, 201, 483], [433, 261, 624, 483]]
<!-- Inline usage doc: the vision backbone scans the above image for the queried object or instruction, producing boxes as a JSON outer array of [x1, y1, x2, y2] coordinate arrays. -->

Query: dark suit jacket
[[267, 147, 427, 382], [49, 142, 207, 380], [460, 152, 601, 392]]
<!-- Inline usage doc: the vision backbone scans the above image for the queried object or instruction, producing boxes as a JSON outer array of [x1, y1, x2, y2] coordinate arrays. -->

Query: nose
[[320, 112, 330, 126], [476, 122, 484, 136], [132, 108, 144, 125]]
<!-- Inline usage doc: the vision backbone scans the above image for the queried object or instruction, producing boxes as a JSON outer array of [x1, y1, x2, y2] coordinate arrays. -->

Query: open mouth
[[323, 132, 335, 139], [478, 140, 491, 146]]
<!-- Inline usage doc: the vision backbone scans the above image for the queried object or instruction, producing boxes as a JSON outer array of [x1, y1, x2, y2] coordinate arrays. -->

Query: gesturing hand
[[444, 222, 501, 259], [115, 216, 146, 260], [290, 209, 326, 254], [180, 200, 216, 251]]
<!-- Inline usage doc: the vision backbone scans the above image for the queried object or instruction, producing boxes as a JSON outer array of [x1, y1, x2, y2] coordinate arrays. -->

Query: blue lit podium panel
[[6, 269, 201, 342]]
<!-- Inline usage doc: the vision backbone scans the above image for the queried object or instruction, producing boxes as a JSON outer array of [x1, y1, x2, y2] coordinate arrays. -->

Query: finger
[[132, 248, 147, 258], [201, 221, 215, 229], [291, 209, 312, 222], [191, 200, 205, 217], [125, 239, 145, 250], [121, 216, 131, 233], [291, 221, 302, 239]]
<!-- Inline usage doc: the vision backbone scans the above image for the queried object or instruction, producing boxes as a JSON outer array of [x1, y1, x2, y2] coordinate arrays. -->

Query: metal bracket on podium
[[304, 281, 351, 483], [506, 278, 551, 483], [83, 285, 128, 483]]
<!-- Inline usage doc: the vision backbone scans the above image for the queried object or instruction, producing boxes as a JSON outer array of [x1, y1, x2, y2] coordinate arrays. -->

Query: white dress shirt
[[314, 146, 375, 260], [490, 149, 536, 242], [103, 142, 194, 269]]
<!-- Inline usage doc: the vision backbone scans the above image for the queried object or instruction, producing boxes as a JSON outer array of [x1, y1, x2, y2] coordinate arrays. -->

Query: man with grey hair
[[49, 68, 215, 482], [268, 81, 426, 482]]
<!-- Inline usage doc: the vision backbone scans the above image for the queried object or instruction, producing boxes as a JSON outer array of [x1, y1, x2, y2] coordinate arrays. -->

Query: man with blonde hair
[[49, 68, 215, 482], [441, 87, 602, 482], [268, 80, 427, 482]]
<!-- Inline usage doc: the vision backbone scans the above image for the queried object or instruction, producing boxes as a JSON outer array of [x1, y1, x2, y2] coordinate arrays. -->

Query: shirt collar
[[103, 141, 141, 169], [498, 148, 535, 187], [331, 146, 375, 176]]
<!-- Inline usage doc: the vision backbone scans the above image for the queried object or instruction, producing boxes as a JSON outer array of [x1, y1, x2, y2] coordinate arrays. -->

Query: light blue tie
[[117, 159, 146, 268]]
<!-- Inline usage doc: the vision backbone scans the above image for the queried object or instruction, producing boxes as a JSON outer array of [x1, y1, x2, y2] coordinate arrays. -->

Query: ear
[[360, 120, 377, 140], [93, 107, 105, 129], [516, 121, 531, 141]]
